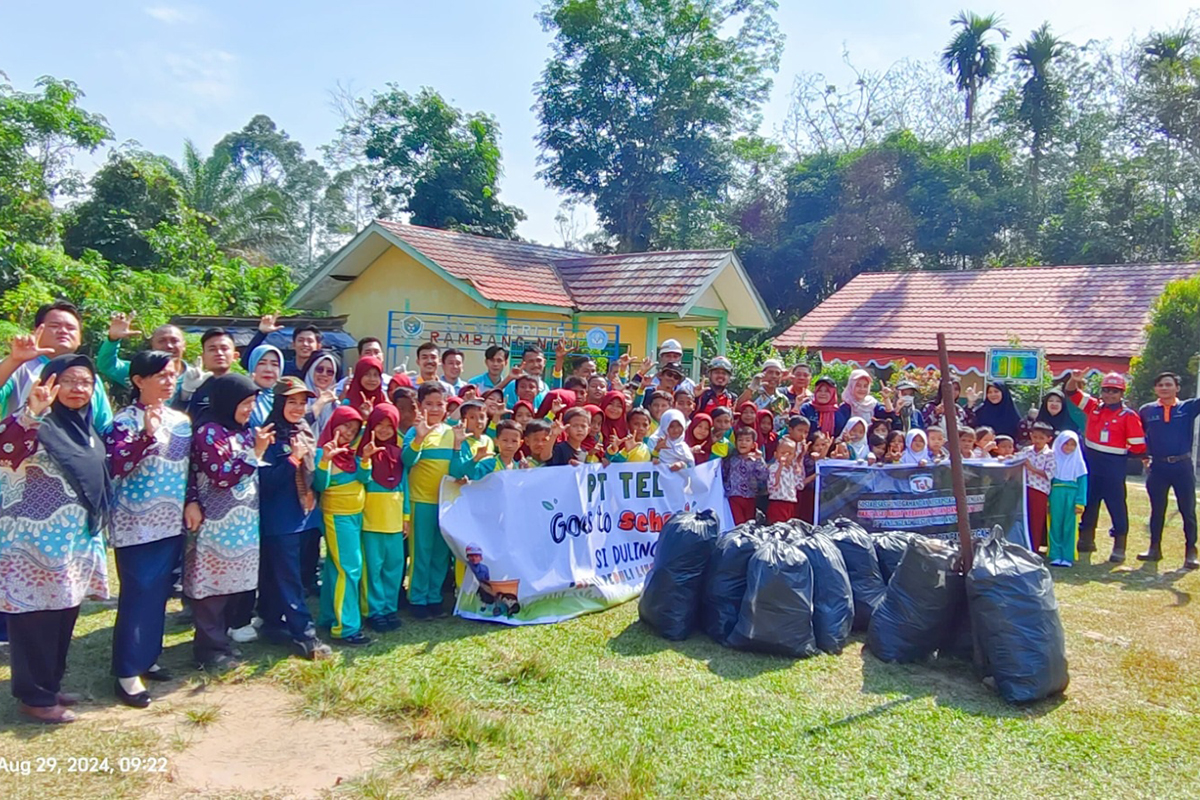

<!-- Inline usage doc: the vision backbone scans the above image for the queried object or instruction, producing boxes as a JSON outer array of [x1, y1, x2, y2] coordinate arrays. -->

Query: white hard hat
[[659, 338, 683, 356]]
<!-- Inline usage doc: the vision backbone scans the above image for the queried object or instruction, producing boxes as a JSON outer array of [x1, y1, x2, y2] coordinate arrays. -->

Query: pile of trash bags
[[638, 513, 1069, 704]]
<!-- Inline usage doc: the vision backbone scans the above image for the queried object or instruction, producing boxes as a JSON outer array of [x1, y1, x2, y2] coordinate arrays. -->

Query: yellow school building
[[287, 220, 772, 377]]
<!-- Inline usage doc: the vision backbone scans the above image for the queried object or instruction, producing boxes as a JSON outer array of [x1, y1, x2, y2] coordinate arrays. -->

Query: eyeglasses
[[1100, 387, 1122, 393], [57, 377, 94, 390]]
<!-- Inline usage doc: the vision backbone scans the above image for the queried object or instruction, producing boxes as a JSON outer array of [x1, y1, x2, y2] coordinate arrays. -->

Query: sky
[[2, 0, 1196, 246]]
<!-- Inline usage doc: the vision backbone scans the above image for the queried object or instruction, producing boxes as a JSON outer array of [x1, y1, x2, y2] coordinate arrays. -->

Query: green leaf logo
[[542, 501, 555, 511]]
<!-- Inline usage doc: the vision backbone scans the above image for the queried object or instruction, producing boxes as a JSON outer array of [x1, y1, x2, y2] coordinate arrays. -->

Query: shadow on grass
[[1051, 553, 1192, 607], [606, 617, 821, 679]]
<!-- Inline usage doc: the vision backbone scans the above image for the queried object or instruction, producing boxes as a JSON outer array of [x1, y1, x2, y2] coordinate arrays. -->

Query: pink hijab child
[[842, 368, 883, 422]]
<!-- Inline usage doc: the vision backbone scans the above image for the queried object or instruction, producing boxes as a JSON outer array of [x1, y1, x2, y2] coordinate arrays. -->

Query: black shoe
[[1108, 535, 1127, 564], [410, 604, 432, 620], [293, 637, 334, 660], [338, 632, 373, 647], [142, 667, 173, 682], [1137, 546, 1163, 562], [198, 653, 241, 673], [385, 612, 402, 629], [115, 680, 152, 709], [1076, 535, 1097, 553], [429, 604, 449, 619], [1185, 547, 1199, 570], [366, 616, 394, 633]]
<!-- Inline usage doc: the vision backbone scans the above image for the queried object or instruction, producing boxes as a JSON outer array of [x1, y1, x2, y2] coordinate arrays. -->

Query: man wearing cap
[[737, 358, 791, 418], [892, 380, 926, 432], [643, 339, 696, 395], [785, 363, 814, 407], [698, 357, 737, 415], [1137, 372, 1200, 569], [1066, 371, 1147, 562]]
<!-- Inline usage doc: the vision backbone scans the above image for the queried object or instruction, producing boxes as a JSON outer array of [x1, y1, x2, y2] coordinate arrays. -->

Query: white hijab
[[1053, 430, 1087, 483], [899, 428, 929, 466], [652, 409, 695, 468], [842, 416, 870, 461], [842, 368, 878, 420]]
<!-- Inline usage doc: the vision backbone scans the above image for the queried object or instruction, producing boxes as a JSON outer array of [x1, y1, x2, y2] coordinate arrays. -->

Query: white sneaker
[[227, 624, 258, 643], [250, 616, 264, 630]]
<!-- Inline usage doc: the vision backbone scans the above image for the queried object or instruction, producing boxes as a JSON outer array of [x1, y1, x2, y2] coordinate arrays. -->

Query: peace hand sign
[[361, 439, 383, 460], [413, 410, 431, 438], [253, 423, 275, 458], [26, 374, 59, 417], [452, 425, 468, 447], [359, 396, 375, 418]]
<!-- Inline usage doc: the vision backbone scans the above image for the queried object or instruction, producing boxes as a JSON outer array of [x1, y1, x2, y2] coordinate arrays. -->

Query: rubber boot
[[1076, 530, 1097, 553], [1136, 538, 1163, 562], [1185, 546, 1199, 571], [1108, 534, 1127, 564]]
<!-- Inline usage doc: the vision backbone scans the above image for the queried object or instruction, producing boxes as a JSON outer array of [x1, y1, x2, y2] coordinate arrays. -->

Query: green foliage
[[343, 86, 525, 239], [535, 0, 783, 251], [942, 11, 1010, 172], [699, 328, 779, 393], [61, 151, 183, 268], [1129, 274, 1200, 404]]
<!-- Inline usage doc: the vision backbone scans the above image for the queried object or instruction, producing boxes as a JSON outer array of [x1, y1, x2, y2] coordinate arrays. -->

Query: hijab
[[345, 355, 386, 412], [37, 355, 109, 531], [1052, 430, 1088, 483], [303, 352, 341, 396], [842, 369, 878, 420], [196, 373, 259, 432], [899, 428, 929, 467], [249, 344, 284, 377], [512, 399, 535, 419], [686, 412, 714, 461], [842, 416, 870, 461], [599, 390, 629, 443], [358, 403, 403, 489], [651, 409, 695, 469], [128, 350, 173, 404], [247, 344, 283, 426], [318, 405, 364, 474], [581, 404, 603, 454], [810, 376, 839, 435], [266, 383, 316, 451], [536, 389, 578, 419], [973, 381, 1022, 439], [1037, 388, 1081, 433], [756, 408, 779, 461], [737, 400, 759, 428]]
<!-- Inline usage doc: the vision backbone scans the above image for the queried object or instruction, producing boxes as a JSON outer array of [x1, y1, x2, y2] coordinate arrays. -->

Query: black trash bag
[[938, 595, 976, 662], [872, 531, 914, 584], [867, 537, 964, 663], [728, 537, 818, 658], [825, 518, 888, 630], [700, 522, 763, 645], [795, 530, 854, 654], [967, 528, 1070, 703], [638, 510, 722, 640]]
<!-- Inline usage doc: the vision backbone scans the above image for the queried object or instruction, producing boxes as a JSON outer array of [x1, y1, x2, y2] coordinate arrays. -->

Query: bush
[[1129, 274, 1200, 406]]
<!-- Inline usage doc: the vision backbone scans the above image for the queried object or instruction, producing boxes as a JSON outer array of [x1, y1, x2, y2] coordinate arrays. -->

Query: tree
[[1129, 273, 1200, 404], [61, 151, 183, 268], [337, 86, 525, 239], [1010, 23, 1068, 202], [535, 0, 783, 251], [941, 11, 1009, 173], [0, 75, 111, 245]]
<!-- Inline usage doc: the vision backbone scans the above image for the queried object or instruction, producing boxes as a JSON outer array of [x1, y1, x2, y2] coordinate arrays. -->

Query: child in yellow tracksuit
[[608, 408, 655, 463], [359, 404, 406, 632], [401, 383, 456, 619], [314, 406, 372, 646]]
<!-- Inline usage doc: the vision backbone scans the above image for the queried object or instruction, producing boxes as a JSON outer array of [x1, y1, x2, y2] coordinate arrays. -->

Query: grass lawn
[[2, 484, 1200, 798]]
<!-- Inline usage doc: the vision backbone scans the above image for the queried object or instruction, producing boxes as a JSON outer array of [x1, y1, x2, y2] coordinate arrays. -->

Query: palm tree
[[942, 11, 1010, 173], [1011, 23, 1068, 201], [170, 140, 290, 262]]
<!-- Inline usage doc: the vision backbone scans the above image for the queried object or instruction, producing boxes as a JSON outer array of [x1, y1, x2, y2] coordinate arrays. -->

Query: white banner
[[438, 460, 734, 625]]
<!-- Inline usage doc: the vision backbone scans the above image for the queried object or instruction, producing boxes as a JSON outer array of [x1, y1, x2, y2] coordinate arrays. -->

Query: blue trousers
[[1080, 449, 1128, 539], [113, 536, 185, 678], [260, 532, 316, 642], [1148, 460, 1198, 548]]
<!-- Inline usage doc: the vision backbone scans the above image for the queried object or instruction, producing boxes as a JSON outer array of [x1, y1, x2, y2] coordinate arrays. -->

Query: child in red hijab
[[345, 356, 386, 418], [686, 413, 715, 463], [358, 404, 405, 632], [757, 409, 779, 461]]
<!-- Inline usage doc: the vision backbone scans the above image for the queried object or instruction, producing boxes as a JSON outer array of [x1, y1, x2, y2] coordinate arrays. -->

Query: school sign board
[[438, 461, 734, 625], [986, 347, 1043, 385], [816, 461, 1030, 548]]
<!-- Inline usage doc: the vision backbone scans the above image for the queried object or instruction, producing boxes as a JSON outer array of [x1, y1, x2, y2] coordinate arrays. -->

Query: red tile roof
[[375, 221, 733, 314], [773, 263, 1200, 359]]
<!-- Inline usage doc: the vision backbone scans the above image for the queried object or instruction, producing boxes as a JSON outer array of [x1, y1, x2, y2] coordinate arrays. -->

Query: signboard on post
[[985, 347, 1043, 385]]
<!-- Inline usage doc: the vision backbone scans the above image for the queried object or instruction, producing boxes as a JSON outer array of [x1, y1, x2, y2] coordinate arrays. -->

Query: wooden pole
[[937, 333, 974, 571]]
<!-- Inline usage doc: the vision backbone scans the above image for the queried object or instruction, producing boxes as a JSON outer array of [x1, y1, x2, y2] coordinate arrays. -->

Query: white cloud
[[112, 44, 237, 131], [143, 5, 201, 25]]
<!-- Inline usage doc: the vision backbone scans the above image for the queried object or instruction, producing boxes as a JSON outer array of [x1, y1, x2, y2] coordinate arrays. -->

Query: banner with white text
[[816, 460, 1030, 548], [438, 460, 734, 625]]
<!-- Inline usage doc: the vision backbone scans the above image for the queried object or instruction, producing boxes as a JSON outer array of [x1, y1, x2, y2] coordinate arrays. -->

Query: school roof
[[287, 220, 773, 328], [772, 263, 1200, 374]]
